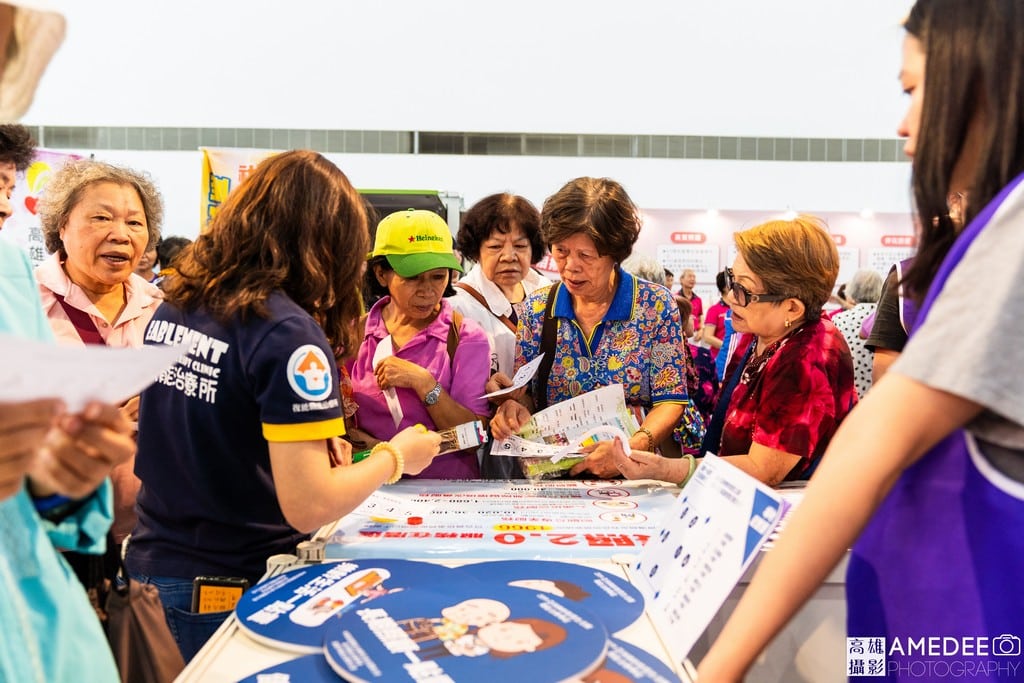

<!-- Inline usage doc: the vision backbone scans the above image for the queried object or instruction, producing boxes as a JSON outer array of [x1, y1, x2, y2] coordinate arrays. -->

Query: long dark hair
[[903, 0, 1024, 301], [167, 150, 369, 357]]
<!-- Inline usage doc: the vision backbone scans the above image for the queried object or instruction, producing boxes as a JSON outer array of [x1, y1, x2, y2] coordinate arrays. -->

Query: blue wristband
[[31, 493, 73, 514]]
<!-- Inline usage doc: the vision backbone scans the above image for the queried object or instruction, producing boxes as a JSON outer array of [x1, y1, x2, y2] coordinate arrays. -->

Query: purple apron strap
[[54, 293, 107, 346], [894, 258, 919, 335]]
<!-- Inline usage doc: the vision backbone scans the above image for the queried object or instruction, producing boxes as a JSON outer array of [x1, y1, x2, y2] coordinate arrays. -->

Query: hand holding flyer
[[480, 354, 545, 399], [489, 384, 640, 479], [550, 426, 633, 463], [0, 334, 187, 412]]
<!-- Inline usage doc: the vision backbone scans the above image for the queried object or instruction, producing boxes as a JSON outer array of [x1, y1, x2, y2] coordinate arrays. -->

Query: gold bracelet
[[372, 441, 404, 484], [635, 426, 655, 451]]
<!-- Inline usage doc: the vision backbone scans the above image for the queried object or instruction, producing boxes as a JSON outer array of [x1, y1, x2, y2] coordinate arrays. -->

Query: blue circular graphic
[[458, 559, 645, 633], [324, 584, 608, 682], [235, 559, 462, 653], [592, 638, 679, 683], [236, 653, 338, 682]]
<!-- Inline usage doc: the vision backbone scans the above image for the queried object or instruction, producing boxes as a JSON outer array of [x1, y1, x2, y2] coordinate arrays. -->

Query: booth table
[[177, 479, 844, 682]]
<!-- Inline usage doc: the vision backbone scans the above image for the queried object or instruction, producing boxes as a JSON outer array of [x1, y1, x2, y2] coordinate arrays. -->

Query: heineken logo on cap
[[406, 234, 445, 243]]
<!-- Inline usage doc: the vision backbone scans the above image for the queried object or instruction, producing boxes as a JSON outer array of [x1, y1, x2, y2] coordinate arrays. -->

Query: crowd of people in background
[[2, 1, 1021, 680]]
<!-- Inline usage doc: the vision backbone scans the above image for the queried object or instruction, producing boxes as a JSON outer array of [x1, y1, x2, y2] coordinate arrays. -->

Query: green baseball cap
[[367, 209, 464, 277]]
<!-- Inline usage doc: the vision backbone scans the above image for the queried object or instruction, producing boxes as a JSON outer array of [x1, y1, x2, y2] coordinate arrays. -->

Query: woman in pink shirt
[[35, 159, 164, 545], [348, 209, 491, 479]]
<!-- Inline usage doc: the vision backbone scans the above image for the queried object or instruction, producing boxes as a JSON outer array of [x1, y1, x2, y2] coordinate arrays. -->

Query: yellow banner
[[199, 147, 279, 231]]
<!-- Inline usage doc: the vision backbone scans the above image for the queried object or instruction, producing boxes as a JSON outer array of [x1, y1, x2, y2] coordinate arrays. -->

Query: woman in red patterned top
[[613, 215, 857, 486]]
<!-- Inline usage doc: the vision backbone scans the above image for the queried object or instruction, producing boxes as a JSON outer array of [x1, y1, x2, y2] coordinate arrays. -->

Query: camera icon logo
[[993, 634, 1021, 657]]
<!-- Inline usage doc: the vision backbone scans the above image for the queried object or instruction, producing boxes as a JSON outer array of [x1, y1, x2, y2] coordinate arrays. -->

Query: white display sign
[[836, 246, 861, 289], [631, 454, 787, 664], [657, 245, 720, 282], [868, 247, 916, 278]]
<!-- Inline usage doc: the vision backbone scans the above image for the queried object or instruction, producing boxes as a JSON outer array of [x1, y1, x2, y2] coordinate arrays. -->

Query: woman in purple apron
[[697, 1, 1024, 680]]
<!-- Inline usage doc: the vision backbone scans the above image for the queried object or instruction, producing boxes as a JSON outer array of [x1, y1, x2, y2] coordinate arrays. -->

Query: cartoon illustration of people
[[308, 596, 347, 616], [442, 597, 512, 627], [397, 599, 567, 661], [397, 598, 511, 646], [291, 568, 396, 627], [508, 578, 591, 602], [479, 618, 567, 659]]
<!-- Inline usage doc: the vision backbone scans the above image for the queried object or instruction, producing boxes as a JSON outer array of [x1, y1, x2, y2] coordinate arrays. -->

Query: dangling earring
[[784, 319, 791, 328]]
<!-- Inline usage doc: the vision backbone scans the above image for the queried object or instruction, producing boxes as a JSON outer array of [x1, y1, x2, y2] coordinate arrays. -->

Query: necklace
[[741, 323, 806, 385]]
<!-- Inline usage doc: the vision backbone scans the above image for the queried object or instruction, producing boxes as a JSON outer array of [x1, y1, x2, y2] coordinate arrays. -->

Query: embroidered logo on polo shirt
[[286, 345, 333, 401]]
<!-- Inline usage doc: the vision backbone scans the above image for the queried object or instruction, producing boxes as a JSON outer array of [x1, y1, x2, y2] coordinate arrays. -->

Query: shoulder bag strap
[[54, 293, 107, 346], [447, 309, 463, 362], [532, 283, 560, 411], [453, 282, 517, 334]]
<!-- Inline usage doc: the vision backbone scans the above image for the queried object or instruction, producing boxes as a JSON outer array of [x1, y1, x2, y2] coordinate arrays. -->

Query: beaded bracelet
[[372, 441, 405, 484], [680, 453, 698, 488], [635, 426, 655, 452]]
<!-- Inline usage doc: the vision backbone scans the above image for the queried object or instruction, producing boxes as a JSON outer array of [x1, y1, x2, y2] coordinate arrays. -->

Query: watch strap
[[424, 382, 442, 405]]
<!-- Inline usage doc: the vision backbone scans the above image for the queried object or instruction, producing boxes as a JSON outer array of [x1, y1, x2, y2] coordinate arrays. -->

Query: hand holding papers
[[550, 425, 633, 463], [480, 353, 545, 399], [0, 334, 187, 412], [353, 420, 487, 464], [490, 384, 640, 480]]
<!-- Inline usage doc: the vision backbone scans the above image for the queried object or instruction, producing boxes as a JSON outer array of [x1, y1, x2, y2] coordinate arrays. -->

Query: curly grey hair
[[39, 159, 163, 257], [845, 268, 884, 304], [621, 254, 667, 286]]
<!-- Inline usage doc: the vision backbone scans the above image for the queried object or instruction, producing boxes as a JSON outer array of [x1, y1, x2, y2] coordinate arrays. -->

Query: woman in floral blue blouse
[[490, 177, 688, 478]]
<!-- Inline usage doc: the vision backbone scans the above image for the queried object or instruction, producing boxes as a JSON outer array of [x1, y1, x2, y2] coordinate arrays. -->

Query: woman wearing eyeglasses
[[613, 215, 857, 487]]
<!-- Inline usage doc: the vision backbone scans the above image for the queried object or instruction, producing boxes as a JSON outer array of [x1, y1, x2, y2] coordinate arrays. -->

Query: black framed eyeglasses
[[724, 267, 791, 307]]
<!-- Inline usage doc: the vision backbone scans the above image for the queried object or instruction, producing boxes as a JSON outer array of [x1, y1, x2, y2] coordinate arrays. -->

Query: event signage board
[[631, 453, 787, 664], [322, 479, 678, 561], [1, 149, 80, 266]]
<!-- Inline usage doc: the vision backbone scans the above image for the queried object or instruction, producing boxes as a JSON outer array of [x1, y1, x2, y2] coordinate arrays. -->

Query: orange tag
[[194, 584, 245, 614]]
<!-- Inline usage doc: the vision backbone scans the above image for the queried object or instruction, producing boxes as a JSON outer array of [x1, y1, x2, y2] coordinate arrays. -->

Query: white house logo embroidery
[[286, 345, 332, 401]]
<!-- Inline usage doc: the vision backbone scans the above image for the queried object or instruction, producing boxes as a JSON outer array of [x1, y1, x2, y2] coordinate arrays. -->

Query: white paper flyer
[[490, 384, 640, 459]]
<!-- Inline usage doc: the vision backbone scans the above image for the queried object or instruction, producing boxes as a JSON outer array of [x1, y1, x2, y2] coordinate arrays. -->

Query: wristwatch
[[423, 382, 443, 406]]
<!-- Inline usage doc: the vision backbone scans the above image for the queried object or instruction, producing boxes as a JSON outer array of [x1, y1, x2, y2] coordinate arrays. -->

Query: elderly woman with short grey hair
[[33, 158, 166, 594], [832, 268, 884, 398], [35, 158, 164, 349]]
